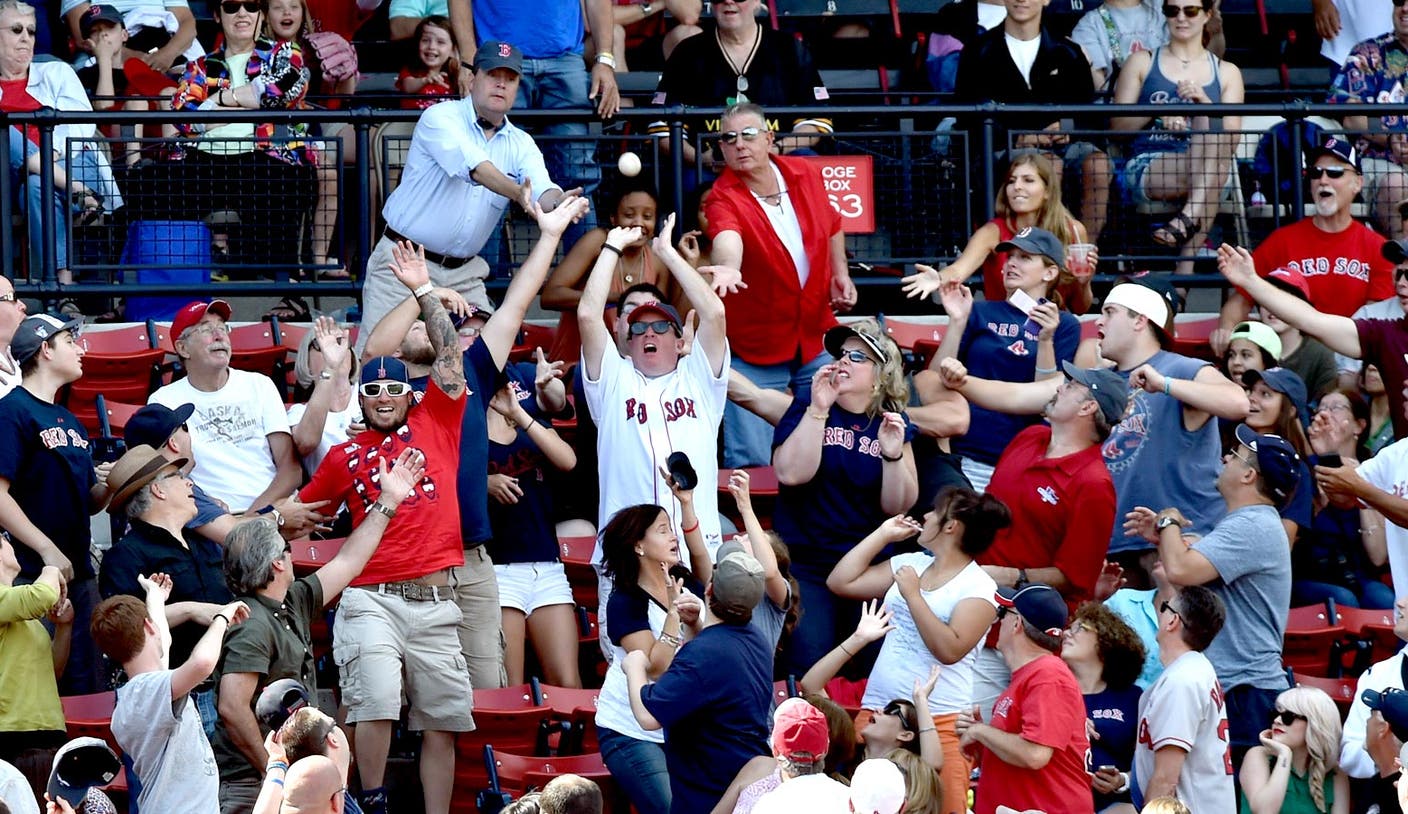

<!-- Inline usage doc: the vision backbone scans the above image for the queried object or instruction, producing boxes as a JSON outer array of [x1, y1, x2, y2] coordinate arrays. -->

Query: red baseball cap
[[171, 299, 232, 341], [1266, 267, 1311, 301]]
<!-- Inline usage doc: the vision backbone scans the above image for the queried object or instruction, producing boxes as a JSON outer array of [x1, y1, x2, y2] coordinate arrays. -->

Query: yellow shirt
[[0, 581, 65, 733]]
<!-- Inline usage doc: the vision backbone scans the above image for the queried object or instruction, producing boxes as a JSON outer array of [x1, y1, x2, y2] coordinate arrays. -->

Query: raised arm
[[1217, 244, 1363, 357], [540, 229, 609, 310], [361, 286, 470, 359], [727, 470, 789, 607], [387, 241, 465, 397], [901, 223, 1002, 299], [174, 600, 249, 700], [727, 369, 792, 426], [923, 281, 971, 373], [314, 449, 427, 600], [829, 516, 919, 598], [937, 357, 1061, 415], [665, 470, 712, 586], [773, 367, 839, 484], [655, 213, 729, 374], [579, 224, 643, 380], [138, 573, 174, 669], [291, 318, 350, 457], [799, 599, 894, 695]]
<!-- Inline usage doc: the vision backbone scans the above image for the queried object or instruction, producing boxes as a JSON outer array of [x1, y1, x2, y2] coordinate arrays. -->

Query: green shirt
[[0, 582, 64, 734], [1238, 758, 1336, 814]]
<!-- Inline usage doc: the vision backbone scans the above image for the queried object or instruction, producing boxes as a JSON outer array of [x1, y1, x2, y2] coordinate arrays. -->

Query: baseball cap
[[771, 698, 829, 765], [360, 356, 410, 387], [106, 444, 187, 514], [474, 40, 523, 75], [1383, 238, 1408, 265], [170, 299, 232, 342], [1061, 360, 1129, 425], [995, 583, 1068, 640], [47, 737, 120, 807], [10, 313, 82, 365], [1241, 367, 1308, 421], [1228, 321, 1282, 360], [995, 225, 1066, 269], [1365, 688, 1408, 741], [256, 677, 312, 731], [627, 302, 683, 332], [849, 758, 907, 814], [1306, 135, 1361, 173], [1266, 267, 1311, 302], [1233, 424, 1303, 508], [80, 3, 124, 37], [824, 323, 891, 365], [1106, 277, 1178, 338], [124, 402, 194, 449], [711, 549, 765, 617]]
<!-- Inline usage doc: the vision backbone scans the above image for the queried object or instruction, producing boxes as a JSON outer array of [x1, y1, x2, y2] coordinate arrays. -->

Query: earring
[[635, 548, 643, 556]]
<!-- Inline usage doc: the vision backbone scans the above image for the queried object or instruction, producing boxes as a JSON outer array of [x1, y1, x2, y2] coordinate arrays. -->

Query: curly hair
[[1276, 686, 1342, 813], [1072, 603, 1147, 690], [842, 319, 910, 417]]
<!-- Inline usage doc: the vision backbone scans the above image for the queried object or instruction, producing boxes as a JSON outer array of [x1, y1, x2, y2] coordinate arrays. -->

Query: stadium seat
[[559, 536, 598, 610], [227, 323, 291, 381], [1171, 315, 1222, 362], [68, 325, 166, 432], [61, 691, 120, 754], [454, 685, 554, 790], [1283, 624, 1347, 676], [536, 683, 601, 755], [510, 323, 556, 363], [1332, 606, 1402, 666], [1287, 602, 1334, 631], [1290, 671, 1357, 717], [718, 466, 780, 497], [290, 537, 345, 578], [480, 746, 614, 801], [97, 396, 144, 437]]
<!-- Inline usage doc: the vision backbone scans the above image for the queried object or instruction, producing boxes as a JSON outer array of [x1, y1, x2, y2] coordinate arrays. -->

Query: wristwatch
[[370, 501, 397, 520], [642, 1, 653, 13], [1155, 514, 1180, 532], [318, 370, 333, 381]]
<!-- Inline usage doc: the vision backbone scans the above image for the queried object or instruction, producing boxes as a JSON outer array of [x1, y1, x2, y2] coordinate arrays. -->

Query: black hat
[[1364, 688, 1408, 741], [124, 402, 195, 449], [995, 584, 1068, 642], [1241, 368, 1308, 422], [1306, 135, 1362, 173], [256, 677, 312, 731], [80, 4, 124, 38], [473, 41, 523, 76], [47, 737, 120, 807], [1061, 361, 1129, 425]]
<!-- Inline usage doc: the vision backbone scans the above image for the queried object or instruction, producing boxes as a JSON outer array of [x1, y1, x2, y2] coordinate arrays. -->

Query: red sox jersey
[[1134, 650, 1234, 812]]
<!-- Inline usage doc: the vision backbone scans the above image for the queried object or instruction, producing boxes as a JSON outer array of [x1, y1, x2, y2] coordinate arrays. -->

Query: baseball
[[618, 151, 642, 177]]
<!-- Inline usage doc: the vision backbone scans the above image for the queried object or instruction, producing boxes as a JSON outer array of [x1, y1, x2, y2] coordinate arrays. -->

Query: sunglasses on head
[[1161, 4, 1203, 16], [359, 382, 410, 398], [1275, 709, 1306, 725], [718, 127, 763, 145], [220, 1, 261, 13], [7, 24, 36, 36], [1306, 166, 1351, 180], [629, 319, 678, 337]]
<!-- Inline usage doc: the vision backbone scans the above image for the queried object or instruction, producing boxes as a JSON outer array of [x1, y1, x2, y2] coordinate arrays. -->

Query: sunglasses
[[0, 292, 15, 303], [1160, 599, 1182, 618], [718, 127, 763, 145], [1306, 166, 1351, 180], [1161, 4, 1203, 16], [359, 382, 411, 398], [1275, 709, 1307, 725], [7, 24, 36, 36], [882, 701, 916, 732], [220, 1, 261, 13], [1395, 267, 1408, 282], [838, 349, 878, 365], [629, 320, 678, 337]]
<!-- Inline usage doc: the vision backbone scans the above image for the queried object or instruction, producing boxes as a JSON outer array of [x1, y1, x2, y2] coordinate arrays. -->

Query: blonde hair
[[294, 328, 359, 389], [1277, 686, 1342, 813], [845, 319, 909, 417], [1140, 799, 1191, 814], [885, 749, 941, 814]]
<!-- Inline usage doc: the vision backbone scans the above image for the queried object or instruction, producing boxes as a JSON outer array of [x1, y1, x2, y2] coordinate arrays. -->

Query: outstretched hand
[[532, 195, 591, 238], [854, 598, 895, 644], [378, 447, 427, 506], [313, 316, 349, 372], [901, 264, 944, 300], [139, 572, 174, 602], [389, 240, 431, 292], [1216, 243, 1258, 288]]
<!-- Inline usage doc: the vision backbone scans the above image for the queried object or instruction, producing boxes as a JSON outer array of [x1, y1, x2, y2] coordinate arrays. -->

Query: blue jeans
[[786, 569, 863, 676], [1293, 579, 1396, 610], [10, 127, 104, 273], [725, 351, 830, 468], [514, 54, 601, 249], [596, 727, 670, 814]]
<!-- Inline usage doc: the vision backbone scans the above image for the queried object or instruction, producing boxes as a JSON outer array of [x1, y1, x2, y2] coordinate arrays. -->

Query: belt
[[360, 581, 454, 602], [384, 227, 474, 269]]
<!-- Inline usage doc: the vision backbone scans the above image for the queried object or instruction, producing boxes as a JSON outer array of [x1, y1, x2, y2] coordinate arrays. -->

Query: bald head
[[540, 774, 603, 814], [281, 755, 344, 814]]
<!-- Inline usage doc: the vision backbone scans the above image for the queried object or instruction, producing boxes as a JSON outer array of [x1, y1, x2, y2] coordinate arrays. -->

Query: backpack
[[1250, 119, 1327, 206]]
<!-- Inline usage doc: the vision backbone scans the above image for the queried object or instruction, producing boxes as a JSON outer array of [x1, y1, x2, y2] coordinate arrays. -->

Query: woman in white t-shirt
[[826, 486, 1011, 814], [286, 316, 360, 475]]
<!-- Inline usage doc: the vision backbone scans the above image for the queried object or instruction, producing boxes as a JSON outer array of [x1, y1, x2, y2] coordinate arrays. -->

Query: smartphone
[[1011, 290, 1048, 338], [1319, 453, 1343, 468], [1097, 765, 1118, 774]]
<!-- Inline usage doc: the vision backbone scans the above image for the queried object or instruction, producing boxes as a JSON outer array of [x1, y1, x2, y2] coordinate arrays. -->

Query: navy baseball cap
[[124, 402, 195, 449], [474, 40, 523, 75], [360, 356, 410, 386], [47, 737, 120, 807], [1061, 361, 1129, 425], [11, 314, 82, 365], [996, 584, 1067, 642], [995, 226, 1065, 268], [1307, 135, 1361, 173], [1383, 238, 1408, 265], [256, 677, 312, 731], [1233, 424, 1303, 508], [1365, 688, 1408, 741], [80, 3, 124, 37], [1241, 367, 1308, 421]]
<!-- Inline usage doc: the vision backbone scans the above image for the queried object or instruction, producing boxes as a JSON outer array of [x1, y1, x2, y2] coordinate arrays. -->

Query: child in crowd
[[395, 16, 457, 110]]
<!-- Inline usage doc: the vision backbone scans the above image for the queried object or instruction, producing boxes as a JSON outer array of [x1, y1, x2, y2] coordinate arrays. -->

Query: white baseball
[[617, 151, 642, 177]]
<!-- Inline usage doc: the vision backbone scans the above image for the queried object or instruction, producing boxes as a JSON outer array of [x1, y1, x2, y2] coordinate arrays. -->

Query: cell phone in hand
[[1319, 453, 1343, 468], [1097, 765, 1118, 774]]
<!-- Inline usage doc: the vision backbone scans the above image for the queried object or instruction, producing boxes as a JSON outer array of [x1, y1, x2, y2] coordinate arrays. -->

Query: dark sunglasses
[[1275, 709, 1307, 725], [359, 382, 410, 398], [1160, 599, 1182, 618], [996, 606, 1011, 620], [882, 701, 916, 732], [838, 349, 878, 365], [1306, 166, 1351, 180], [1161, 4, 1203, 16], [629, 320, 678, 337], [0, 291, 15, 303], [220, 1, 261, 13], [1396, 267, 1408, 282], [7, 24, 36, 36], [718, 127, 763, 145]]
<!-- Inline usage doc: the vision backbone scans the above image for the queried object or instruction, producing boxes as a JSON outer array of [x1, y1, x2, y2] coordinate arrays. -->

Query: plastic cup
[[1067, 243, 1095, 277]]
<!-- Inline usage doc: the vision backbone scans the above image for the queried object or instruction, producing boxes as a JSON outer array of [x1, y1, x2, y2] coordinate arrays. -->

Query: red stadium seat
[[227, 323, 291, 379], [454, 685, 553, 789], [62, 692, 120, 754], [1291, 672, 1357, 717], [559, 536, 598, 610], [1332, 606, 1402, 666], [1283, 625, 1347, 676], [289, 537, 345, 577], [1171, 315, 1221, 362], [1287, 603, 1334, 631], [511, 323, 557, 363], [483, 747, 614, 799], [99, 398, 144, 437], [881, 317, 946, 351]]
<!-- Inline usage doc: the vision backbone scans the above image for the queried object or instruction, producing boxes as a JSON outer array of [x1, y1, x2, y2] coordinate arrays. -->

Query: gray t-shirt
[[1069, 1, 1169, 87], [112, 670, 220, 814], [1192, 504, 1292, 690]]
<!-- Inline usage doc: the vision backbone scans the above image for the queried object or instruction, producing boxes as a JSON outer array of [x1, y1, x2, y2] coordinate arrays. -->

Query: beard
[[399, 341, 436, 366]]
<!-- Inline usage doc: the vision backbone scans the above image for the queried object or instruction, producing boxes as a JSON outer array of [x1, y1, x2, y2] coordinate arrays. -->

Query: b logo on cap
[[1016, 227, 1033, 238], [498, 42, 511, 57], [377, 365, 388, 378]]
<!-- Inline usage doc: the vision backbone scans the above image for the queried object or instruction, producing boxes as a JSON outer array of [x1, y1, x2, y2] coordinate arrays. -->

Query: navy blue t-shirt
[[1085, 684, 1142, 810], [951, 299, 1080, 465], [0, 388, 97, 579], [486, 418, 559, 565], [640, 623, 773, 814], [455, 343, 536, 546], [606, 573, 705, 645], [771, 399, 916, 576]]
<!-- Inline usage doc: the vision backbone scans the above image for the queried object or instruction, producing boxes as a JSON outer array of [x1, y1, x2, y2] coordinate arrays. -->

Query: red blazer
[[705, 155, 843, 365]]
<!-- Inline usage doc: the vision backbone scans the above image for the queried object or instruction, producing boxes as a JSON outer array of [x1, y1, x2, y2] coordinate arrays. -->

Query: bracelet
[[1163, 377, 1172, 397], [213, 613, 230, 626], [839, 642, 856, 657], [370, 501, 397, 520], [880, 451, 902, 463], [659, 631, 681, 647], [681, 519, 700, 534], [267, 761, 289, 772], [807, 408, 829, 421], [918, 727, 937, 734], [412, 282, 435, 299], [1034, 365, 1057, 375], [601, 243, 623, 257], [595, 52, 617, 69]]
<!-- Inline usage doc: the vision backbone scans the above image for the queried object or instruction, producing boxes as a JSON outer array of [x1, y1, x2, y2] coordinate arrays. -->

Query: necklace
[[717, 22, 761, 100], [752, 186, 788, 207], [618, 246, 648, 284]]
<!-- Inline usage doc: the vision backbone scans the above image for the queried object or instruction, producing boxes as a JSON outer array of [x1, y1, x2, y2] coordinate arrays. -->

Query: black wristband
[[601, 243, 623, 257], [880, 451, 902, 462], [213, 613, 230, 626]]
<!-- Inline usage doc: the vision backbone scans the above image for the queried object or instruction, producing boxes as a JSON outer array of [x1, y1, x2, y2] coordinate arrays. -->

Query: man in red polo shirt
[[939, 359, 1123, 713], [702, 101, 857, 468]]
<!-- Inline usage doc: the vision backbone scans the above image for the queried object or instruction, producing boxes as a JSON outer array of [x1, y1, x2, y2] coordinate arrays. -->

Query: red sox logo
[[498, 43, 512, 58]]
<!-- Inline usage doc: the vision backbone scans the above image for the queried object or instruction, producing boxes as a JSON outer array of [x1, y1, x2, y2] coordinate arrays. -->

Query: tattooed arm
[[386, 241, 465, 398]]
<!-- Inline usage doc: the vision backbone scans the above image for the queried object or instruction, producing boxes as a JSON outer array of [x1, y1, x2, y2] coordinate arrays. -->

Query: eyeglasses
[[1315, 401, 1352, 414], [359, 382, 411, 398], [7, 24, 36, 36], [1306, 166, 1351, 180], [1230, 447, 1257, 469], [1161, 4, 1203, 16], [1395, 267, 1408, 282], [1275, 709, 1307, 725], [838, 349, 877, 365], [629, 320, 678, 337], [221, 1, 262, 13], [282, 542, 293, 555], [0, 292, 15, 303], [882, 701, 916, 732], [718, 127, 763, 145], [1068, 621, 1092, 634], [1159, 599, 1182, 619], [183, 323, 229, 339], [996, 606, 1011, 620]]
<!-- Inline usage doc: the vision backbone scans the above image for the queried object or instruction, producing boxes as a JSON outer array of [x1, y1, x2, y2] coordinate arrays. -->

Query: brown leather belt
[[384, 226, 473, 269], [359, 581, 454, 602]]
